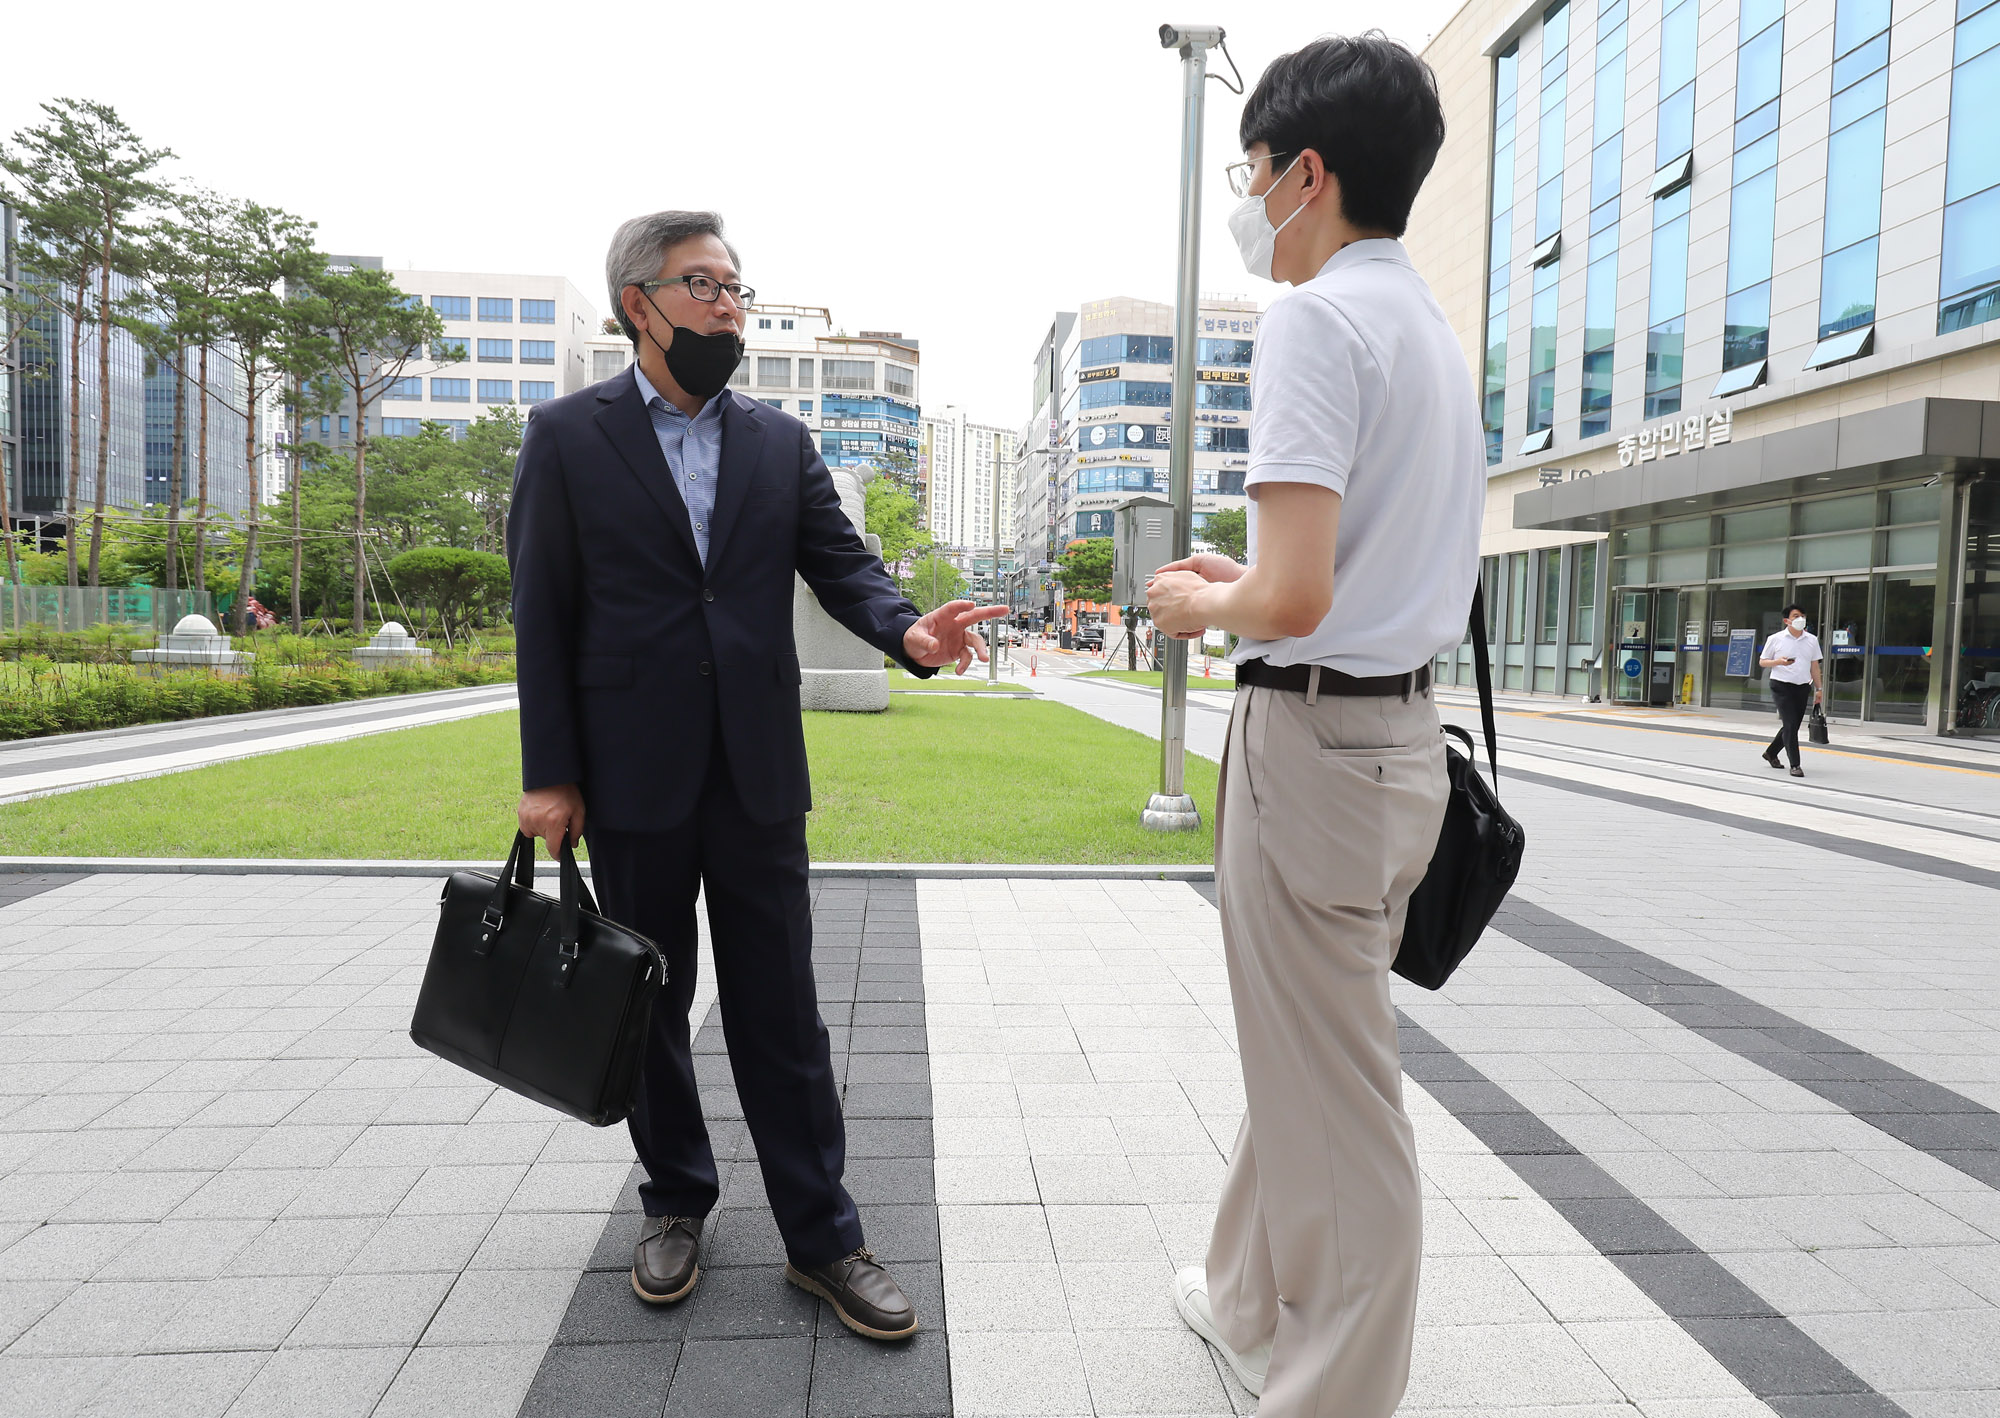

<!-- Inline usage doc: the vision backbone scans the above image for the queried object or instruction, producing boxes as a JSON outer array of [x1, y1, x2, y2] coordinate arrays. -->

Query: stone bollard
[[352, 621, 435, 670], [131, 614, 254, 678], [793, 465, 892, 712]]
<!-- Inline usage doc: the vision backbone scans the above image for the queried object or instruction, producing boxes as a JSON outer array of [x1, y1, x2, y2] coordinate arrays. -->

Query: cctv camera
[[1159, 23, 1225, 50]]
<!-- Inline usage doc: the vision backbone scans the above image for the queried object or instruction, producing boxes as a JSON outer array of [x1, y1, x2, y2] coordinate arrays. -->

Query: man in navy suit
[[508, 210, 999, 1340]]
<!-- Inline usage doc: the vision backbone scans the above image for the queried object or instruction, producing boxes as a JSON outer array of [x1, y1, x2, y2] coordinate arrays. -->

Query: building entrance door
[[1613, 588, 1651, 704], [1827, 577, 1870, 720], [1650, 588, 1683, 706]]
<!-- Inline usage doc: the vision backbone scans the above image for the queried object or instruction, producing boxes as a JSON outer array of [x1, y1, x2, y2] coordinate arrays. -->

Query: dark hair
[[1783, 603, 1808, 619], [1238, 33, 1446, 237]]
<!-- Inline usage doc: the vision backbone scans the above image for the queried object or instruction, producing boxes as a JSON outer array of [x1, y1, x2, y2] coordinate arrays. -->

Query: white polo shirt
[[1762, 629, 1822, 685], [1228, 239, 1485, 677]]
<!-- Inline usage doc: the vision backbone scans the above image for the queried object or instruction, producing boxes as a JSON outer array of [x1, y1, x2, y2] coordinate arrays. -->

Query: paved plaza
[[0, 690, 1997, 1416]]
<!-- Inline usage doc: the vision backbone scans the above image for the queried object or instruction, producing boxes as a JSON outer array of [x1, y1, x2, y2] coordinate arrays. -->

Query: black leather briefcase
[[411, 833, 664, 1126], [1396, 585, 1526, 990]]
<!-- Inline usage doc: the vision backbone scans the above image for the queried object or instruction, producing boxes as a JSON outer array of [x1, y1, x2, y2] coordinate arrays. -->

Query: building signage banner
[[1725, 629, 1758, 677], [1617, 408, 1733, 467], [1077, 367, 1119, 384], [1075, 509, 1115, 538], [1081, 423, 1169, 449], [1199, 314, 1259, 336], [1196, 369, 1250, 384]]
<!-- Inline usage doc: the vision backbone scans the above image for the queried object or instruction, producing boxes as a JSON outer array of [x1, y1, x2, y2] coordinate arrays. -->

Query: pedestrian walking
[[1145, 35, 1481, 1418], [508, 210, 1002, 1342], [1760, 603, 1823, 777]]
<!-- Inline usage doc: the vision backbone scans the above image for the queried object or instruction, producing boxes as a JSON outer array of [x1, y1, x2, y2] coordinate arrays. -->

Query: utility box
[[1111, 495, 1176, 607]]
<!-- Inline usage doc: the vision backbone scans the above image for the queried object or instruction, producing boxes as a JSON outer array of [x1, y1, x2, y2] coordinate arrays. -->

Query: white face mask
[[1228, 154, 1310, 281], [1789, 616, 1806, 631]]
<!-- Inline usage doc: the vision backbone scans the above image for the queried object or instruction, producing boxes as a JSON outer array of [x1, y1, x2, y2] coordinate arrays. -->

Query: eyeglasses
[[637, 275, 757, 308], [1224, 152, 1293, 199]]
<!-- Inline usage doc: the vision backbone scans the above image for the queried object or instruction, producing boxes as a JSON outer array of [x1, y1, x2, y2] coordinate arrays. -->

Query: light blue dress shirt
[[633, 365, 726, 566]]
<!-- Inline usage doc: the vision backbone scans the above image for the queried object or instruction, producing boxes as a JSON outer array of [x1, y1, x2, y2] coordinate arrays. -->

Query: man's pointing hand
[[903, 600, 1009, 676]]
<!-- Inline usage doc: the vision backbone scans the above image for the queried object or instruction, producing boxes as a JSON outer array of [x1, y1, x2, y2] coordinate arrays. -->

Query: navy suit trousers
[[586, 744, 861, 1269]]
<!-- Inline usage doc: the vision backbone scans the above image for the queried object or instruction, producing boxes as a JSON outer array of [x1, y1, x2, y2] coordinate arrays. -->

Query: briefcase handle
[[479, 831, 603, 952]]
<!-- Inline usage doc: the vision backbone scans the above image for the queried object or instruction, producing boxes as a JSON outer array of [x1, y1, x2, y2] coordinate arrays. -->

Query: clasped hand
[[1146, 553, 1244, 638]]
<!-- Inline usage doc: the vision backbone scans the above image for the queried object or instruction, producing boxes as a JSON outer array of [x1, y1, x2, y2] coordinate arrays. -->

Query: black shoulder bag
[[411, 832, 665, 1126], [1395, 584, 1526, 990]]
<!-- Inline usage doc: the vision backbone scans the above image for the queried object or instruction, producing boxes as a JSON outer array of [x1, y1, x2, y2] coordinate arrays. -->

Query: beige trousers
[[1206, 681, 1449, 1418]]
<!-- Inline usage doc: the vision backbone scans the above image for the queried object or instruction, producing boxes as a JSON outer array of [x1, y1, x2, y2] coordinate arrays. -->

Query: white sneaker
[[1173, 1265, 1270, 1397]]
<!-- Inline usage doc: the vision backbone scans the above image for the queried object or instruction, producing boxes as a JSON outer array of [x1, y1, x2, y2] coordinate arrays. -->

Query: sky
[[3, 0, 1467, 428]]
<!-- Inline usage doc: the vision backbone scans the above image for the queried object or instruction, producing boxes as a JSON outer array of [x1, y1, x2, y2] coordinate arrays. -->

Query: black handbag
[[410, 833, 665, 1126], [1808, 702, 1830, 744], [1395, 585, 1526, 990]]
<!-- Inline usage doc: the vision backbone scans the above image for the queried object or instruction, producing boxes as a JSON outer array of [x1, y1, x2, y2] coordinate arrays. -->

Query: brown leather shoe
[[785, 1247, 918, 1340], [631, 1215, 701, 1304]]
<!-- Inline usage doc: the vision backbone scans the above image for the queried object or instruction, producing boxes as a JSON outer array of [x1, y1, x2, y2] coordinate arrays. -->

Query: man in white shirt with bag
[[1146, 33, 1483, 1418], [1759, 604, 1823, 776]]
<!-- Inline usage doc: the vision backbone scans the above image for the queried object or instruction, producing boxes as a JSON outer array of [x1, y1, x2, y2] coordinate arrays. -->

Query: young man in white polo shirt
[[1759, 603, 1823, 776], [1147, 34, 1482, 1418]]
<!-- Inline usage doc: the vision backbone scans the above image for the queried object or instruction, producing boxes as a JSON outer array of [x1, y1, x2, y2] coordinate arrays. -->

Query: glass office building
[[1411, 0, 2000, 735]]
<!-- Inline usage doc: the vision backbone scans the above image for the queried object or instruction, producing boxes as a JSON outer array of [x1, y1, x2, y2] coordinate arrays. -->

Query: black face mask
[[637, 291, 744, 400]]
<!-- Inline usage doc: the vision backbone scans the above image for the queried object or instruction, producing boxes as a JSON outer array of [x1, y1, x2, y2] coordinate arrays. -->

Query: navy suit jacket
[[507, 368, 929, 832]]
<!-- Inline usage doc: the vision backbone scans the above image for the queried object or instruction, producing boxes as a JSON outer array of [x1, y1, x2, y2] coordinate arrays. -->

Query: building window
[[1080, 334, 1176, 366], [1483, 42, 1520, 464], [781, 318, 795, 330], [761, 398, 784, 410], [1079, 380, 1173, 410], [433, 335, 469, 362], [385, 376, 423, 402], [1656, 0, 1698, 165], [757, 317, 772, 329], [381, 417, 423, 437], [1723, 0, 1785, 378], [592, 349, 629, 382], [1580, 0, 1626, 437], [520, 340, 555, 365], [431, 295, 470, 321], [521, 381, 555, 403], [478, 338, 512, 363], [477, 379, 513, 403], [520, 299, 555, 324], [822, 359, 875, 390], [479, 297, 513, 322], [1195, 382, 1251, 411], [797, 358, 814, 388], [758, 356, 791, 387], [1533, 2, 1569, 247], [885, 365, 915, 397], [1197, 337, 1255, 366], [339, 415, 351, 436], [1819, 0, 1891, 341], [434, 419, 470, 439], [431, 378, 471, 402], [1645, 0, 1697, 420], [1938, 0, 2000, 333], [798, 400, 813, 416], [731, 358, 751, 387], [319, 416, 330, 434]]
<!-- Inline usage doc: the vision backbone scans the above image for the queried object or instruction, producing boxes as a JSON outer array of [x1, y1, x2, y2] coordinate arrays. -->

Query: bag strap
[[1469, 583, 1501, 791], [554, 841, 602, 960], [480, 831, 539, 939]]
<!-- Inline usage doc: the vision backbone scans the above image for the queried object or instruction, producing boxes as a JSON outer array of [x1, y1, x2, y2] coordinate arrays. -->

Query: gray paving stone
[[219, 1345, 405, 1418], [74, 1348, 269, 1418], [0, 1353, 122, 1418], [11, 1279, 202, 1356], [370, 1342, 546, 1418], [664, 1335, 812, 1417], [807, 1326, 950, 1417], [423, 1267, 575, 1346], [284, 1270, 454, 1349], [518, 1340, 679, 1418], [684, 1264, 820, 1340], [553, 1267, 693, 1345], [145, 1274, 322, 1352]]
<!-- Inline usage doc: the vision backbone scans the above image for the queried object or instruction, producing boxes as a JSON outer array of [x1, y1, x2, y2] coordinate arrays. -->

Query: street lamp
[[1141, 21, 1225, 834]]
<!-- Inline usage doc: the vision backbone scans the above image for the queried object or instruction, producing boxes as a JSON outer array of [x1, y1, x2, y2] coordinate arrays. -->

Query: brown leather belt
[[1237, 658, 1432, 698]]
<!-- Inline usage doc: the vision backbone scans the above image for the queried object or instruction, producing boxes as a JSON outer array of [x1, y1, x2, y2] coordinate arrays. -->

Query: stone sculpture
[[793, 463, 892, 712], [131, 614, 253, 678]]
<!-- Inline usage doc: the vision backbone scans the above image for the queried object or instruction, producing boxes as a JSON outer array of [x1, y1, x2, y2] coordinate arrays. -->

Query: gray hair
[[605, 210, 741, 344]]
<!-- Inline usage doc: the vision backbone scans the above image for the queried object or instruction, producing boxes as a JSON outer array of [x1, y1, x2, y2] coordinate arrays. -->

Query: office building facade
[[1408, 0, 2000, 734], [1013, 312, 1077, 617], [919, 406, 1017, 563]]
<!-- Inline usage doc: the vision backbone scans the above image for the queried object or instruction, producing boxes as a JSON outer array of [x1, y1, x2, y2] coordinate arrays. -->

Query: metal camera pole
[[1142, 20, 1222, 834]]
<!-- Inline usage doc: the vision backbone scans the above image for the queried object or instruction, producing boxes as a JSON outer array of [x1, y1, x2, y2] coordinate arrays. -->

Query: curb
[[0, 857, 1215, 881]]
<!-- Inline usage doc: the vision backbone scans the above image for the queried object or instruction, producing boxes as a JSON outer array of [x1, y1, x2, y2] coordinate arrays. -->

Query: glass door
[[1872, 573, 1936, 725], [1827, 577, 1870, 720], [1613, 588, 1651, 704], [1650, 588, 1682, 705]]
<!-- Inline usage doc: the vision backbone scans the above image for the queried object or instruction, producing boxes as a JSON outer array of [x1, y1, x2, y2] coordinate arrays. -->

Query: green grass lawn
[[1075, 669, 1237, 690], [0, 697, 1215, 865]]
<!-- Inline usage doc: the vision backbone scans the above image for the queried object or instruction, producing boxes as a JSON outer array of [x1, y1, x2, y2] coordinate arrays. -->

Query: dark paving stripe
[[0, 873, 89, 909], [519, 876, 947, 1418], [1185, 884, 1910, 1415], [1504, 763, 2000, 893], [1396, 1012, 1913, 1418], [1392, 1012, 1904, 1408], [1495, 897, 2000, 1188]]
